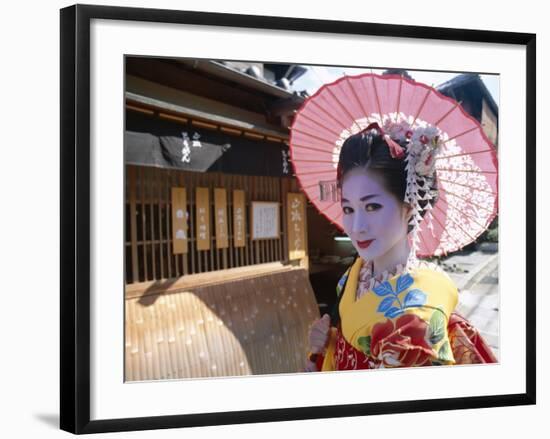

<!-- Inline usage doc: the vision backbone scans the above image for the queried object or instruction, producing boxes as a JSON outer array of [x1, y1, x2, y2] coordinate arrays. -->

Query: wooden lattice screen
[[125, 165, 304, 284], [125, 266, 319, 380]]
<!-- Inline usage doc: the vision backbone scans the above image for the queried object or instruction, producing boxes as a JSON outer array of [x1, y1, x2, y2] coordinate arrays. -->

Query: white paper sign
[[251, 201, 279, 240]]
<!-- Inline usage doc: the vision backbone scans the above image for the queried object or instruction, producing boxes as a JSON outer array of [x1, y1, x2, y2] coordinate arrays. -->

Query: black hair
[[336, 126, 438, 232]]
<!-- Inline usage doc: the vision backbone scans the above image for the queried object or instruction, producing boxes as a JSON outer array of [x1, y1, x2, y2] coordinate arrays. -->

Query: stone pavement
[[441, 243, 500, 361]]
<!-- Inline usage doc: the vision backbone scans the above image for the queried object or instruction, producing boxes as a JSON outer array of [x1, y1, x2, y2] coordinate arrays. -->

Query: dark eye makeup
[[342, 206, 353, 214], [341, 203, 382, 214], [365, 203, 382, 211]]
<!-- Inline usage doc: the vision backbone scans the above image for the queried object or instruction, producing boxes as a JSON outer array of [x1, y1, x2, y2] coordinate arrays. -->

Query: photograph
[[59, 4, 535, 433], [123, 57, 500, 381], [2, 0, 545, 437]]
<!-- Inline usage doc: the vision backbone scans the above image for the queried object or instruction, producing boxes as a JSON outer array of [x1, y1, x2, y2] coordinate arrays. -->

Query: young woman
[[304, 123, 497, 372]]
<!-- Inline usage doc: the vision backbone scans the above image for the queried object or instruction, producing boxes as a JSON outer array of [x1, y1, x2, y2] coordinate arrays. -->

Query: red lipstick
[[357, 239, 374, 249]]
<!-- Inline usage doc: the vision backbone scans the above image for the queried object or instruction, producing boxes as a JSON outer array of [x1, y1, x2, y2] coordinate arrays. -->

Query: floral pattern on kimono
[[318, 257, 497, 371]]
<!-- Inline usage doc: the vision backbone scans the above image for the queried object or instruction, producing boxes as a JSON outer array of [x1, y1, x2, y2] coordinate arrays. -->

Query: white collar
[[356, 257, 442, 299]]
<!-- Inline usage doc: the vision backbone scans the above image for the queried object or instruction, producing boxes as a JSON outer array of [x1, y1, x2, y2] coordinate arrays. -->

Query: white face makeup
[[340, 167, 411, 273]]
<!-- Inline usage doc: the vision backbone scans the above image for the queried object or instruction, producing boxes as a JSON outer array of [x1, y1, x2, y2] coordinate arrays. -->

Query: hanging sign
[[196, 187, 210, 251], [233, 190, 246, 248], [171, 187, 188, 254], [287, 193, 306, 260], [251, 201, 279, 240], [214, 188, 229, 249]]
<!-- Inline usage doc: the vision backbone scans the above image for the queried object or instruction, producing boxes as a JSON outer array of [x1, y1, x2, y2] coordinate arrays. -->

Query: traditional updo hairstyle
[[335, 125, 438, 233]]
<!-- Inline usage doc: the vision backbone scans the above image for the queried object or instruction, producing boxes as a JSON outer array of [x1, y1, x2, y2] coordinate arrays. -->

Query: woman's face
[[340, 167, 411, 263]]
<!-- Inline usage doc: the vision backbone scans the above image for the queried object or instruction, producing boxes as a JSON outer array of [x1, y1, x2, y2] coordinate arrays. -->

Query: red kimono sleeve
[[448, 312, 498, 364]]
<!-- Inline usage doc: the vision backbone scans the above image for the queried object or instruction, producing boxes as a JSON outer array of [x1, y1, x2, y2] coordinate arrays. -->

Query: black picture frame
[[60, 4, 536, 434]]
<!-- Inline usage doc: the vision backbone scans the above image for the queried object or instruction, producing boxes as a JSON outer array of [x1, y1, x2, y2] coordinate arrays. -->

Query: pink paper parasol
[[289, 73, 498, 257]]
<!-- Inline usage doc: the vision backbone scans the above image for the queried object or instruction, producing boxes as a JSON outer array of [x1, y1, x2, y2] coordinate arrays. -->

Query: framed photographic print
[[60, 3, 536, 434]]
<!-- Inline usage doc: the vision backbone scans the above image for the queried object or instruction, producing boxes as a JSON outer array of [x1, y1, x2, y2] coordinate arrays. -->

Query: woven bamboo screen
[[125, 266, 320, 381], [125, 165, 305, 285]]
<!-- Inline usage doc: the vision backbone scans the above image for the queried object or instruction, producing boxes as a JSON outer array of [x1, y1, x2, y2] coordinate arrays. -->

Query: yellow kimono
[[321, 257, 461, 370]]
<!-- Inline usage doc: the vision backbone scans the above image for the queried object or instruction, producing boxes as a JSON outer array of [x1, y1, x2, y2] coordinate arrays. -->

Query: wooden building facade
[[125, 164, 304, 285], [125, 58, 310, 290], [124, 57, 321, 381]]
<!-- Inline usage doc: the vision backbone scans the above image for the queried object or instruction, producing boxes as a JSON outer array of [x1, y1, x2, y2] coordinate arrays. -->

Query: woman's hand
[[309, 313, 331, 353], [303, 359, 318, 372], [303, 314, 331, 372]]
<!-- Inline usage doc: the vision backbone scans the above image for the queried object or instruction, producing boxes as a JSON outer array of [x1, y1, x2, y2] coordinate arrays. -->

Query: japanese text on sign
[[196, 187, 210, 251], [251, 202, 279, 240], [171, 187, 188, 254], [233, 190, 246, 248], [214, 188, 229, 249], [287, 193, 306, 260]]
